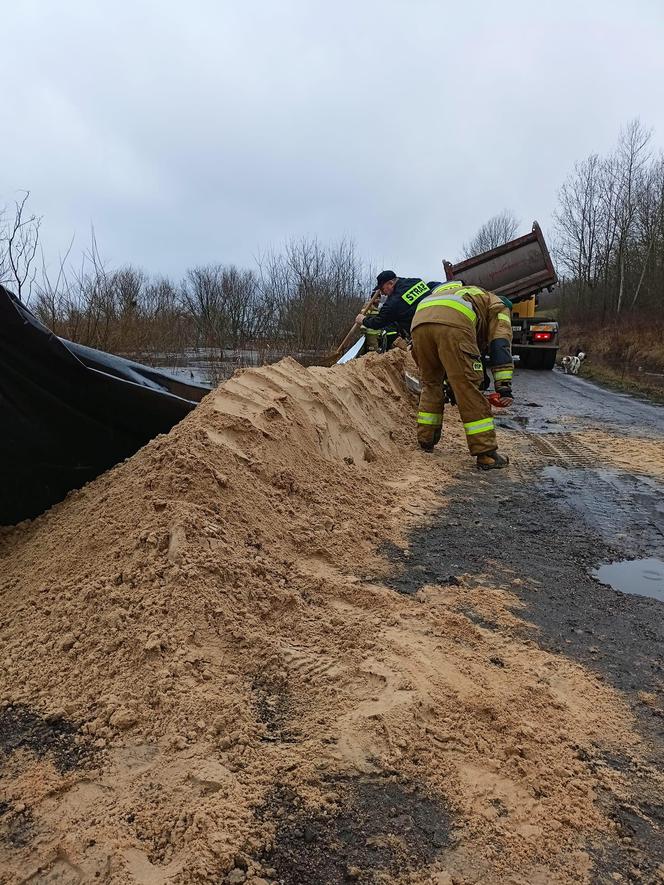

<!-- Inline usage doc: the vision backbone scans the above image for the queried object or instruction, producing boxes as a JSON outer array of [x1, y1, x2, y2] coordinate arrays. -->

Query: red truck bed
[[443, 222, 557, 303]]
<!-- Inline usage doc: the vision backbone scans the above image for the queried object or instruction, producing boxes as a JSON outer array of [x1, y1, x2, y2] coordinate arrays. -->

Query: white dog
[[562, 351, 586, 375]]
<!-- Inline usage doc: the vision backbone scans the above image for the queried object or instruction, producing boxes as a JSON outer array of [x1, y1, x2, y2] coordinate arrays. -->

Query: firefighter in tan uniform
[[363, 298, 384, 352], [362, 295, 399, 352], [411, 281, 514, 470]]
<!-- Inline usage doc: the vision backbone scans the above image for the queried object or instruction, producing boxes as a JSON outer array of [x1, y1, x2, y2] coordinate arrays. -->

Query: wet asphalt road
[[385, 366, 664, 883], [507, 366, 664, 437], [500, 368, 664, 559]]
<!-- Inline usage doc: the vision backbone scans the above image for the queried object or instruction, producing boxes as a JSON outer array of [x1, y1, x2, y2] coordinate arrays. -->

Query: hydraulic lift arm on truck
[[444, 222, 559, 370]]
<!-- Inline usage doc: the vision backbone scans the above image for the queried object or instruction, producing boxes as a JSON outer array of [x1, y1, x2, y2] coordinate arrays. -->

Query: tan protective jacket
[[411, 282, 514, 383]]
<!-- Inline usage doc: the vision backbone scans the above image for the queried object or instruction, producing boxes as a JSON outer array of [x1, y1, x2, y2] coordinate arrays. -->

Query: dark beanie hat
[[376, 270, 397, 287]]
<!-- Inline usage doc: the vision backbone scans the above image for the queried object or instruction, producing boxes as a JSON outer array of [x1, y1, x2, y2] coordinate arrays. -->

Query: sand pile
[[0, 352, 642, 884]]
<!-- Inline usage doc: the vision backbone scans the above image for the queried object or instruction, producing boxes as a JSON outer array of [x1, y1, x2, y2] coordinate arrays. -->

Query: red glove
[[488, 392, 513, 408]]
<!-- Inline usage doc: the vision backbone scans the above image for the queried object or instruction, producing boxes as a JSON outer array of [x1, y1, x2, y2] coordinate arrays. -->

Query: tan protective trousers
[[411, 322, 497, 456]]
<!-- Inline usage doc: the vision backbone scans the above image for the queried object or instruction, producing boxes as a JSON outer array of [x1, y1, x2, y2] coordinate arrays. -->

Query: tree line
[[0, 202, 368, 361], [553, 120, 664, 325], [3, 119, 663, 367]]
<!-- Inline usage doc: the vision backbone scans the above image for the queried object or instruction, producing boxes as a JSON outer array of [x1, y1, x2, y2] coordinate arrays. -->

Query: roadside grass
[[579, 361, 664, 404], [560, 318, 664, 370], [558, 318, 664, 404]]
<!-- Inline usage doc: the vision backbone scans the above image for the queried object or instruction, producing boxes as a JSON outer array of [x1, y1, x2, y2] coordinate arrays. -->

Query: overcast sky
[[3, 0, 664, 284]]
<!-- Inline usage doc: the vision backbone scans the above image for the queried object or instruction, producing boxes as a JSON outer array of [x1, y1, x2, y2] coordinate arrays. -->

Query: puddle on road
[[540, 466, 664, 557], [593, 559, 664, 603]]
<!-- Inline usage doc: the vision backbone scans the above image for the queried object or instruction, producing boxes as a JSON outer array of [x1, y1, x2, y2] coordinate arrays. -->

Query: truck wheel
[[518, 352, 530, 369], [539, 350, 557, 371], [525, 350, 557, 370]]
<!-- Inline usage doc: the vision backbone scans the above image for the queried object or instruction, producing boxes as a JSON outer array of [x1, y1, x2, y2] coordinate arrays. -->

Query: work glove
[[489, 384, 513, 408]]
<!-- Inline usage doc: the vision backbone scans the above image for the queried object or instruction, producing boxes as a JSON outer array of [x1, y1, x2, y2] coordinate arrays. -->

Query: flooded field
[[132, 347, 328, 386]]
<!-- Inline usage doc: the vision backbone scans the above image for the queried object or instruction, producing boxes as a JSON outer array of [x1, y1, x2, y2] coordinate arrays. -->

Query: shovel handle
[[336, 322, 362, 355], [335, 292, 380, 354]]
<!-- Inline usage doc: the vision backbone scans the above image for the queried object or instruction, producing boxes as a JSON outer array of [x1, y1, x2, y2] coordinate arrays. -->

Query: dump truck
[[444, 222, 559, 370]]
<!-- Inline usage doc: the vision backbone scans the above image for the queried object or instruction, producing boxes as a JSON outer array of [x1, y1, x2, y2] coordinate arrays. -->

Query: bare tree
[[627, 154, 664, 311], [614, 119, 652, 313], [554, 155, 601, 298], [0, 191, 42, 302], [70, 226, 116, 348], [553, 119, 664, 327], [33, 234, 76, 334], [257, 237, 367, 351], [142, 276, 188, 356], [219, 265, 260, 348], [462, 210, 520, 258], [2, 191, 372, 364]]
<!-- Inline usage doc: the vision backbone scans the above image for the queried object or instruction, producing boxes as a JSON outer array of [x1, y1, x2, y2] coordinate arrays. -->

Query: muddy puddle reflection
[[593, 558, 664, 603]]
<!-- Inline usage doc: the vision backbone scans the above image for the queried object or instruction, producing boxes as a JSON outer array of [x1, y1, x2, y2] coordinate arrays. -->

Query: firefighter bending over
[[356, 270, 431, 348], [411, 281, 514, 470], [362, 292, 398, 352]]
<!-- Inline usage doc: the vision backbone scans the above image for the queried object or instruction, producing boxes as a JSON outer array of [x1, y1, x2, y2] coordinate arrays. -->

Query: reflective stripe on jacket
[[411, 283, 513, 377]]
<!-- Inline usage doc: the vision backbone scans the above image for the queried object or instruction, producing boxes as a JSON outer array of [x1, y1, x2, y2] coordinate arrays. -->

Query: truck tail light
[[533, 331, 554, 342]]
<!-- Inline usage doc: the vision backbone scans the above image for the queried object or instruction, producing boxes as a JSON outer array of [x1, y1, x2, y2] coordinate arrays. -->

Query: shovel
[[334, 290, 381, 356]]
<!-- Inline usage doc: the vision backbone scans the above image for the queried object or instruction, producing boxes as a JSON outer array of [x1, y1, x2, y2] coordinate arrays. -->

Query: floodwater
[[593, 558, 664, 603], [147, 347, 324, 386]]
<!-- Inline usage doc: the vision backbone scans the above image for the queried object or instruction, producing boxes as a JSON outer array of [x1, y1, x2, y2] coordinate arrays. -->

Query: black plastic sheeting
[[0, 285, 212, 526]]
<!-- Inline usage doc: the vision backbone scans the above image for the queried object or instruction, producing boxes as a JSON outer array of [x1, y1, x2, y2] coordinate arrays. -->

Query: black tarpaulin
[[0, 285, 211, 526]]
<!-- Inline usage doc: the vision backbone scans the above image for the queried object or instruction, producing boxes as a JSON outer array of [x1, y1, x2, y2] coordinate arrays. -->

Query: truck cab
[[444, 222, 559, 370]]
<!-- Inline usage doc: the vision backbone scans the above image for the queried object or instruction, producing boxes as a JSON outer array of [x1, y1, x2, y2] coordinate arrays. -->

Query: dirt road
[[1, 354, 663, 884]]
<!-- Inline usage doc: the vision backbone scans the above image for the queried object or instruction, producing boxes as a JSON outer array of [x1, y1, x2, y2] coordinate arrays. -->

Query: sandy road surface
[[1, 354, 663, 885]]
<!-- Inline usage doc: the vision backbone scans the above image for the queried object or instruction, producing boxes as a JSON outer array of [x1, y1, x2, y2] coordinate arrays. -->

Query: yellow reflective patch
[[415, 298, 476, 323], [431, 282, 463, 296], [463, 418, 495, 436], [402, 280, 429, 305], [417, 411, 443, 426]]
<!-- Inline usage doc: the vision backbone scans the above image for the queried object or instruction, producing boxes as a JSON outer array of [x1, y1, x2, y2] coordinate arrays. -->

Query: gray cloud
[[3, 0, 664, 283]]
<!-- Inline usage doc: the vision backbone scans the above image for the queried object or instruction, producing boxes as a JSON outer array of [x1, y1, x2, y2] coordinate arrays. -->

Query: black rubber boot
[[419, 428, 441, 453], [476, 450, 510, 470]]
